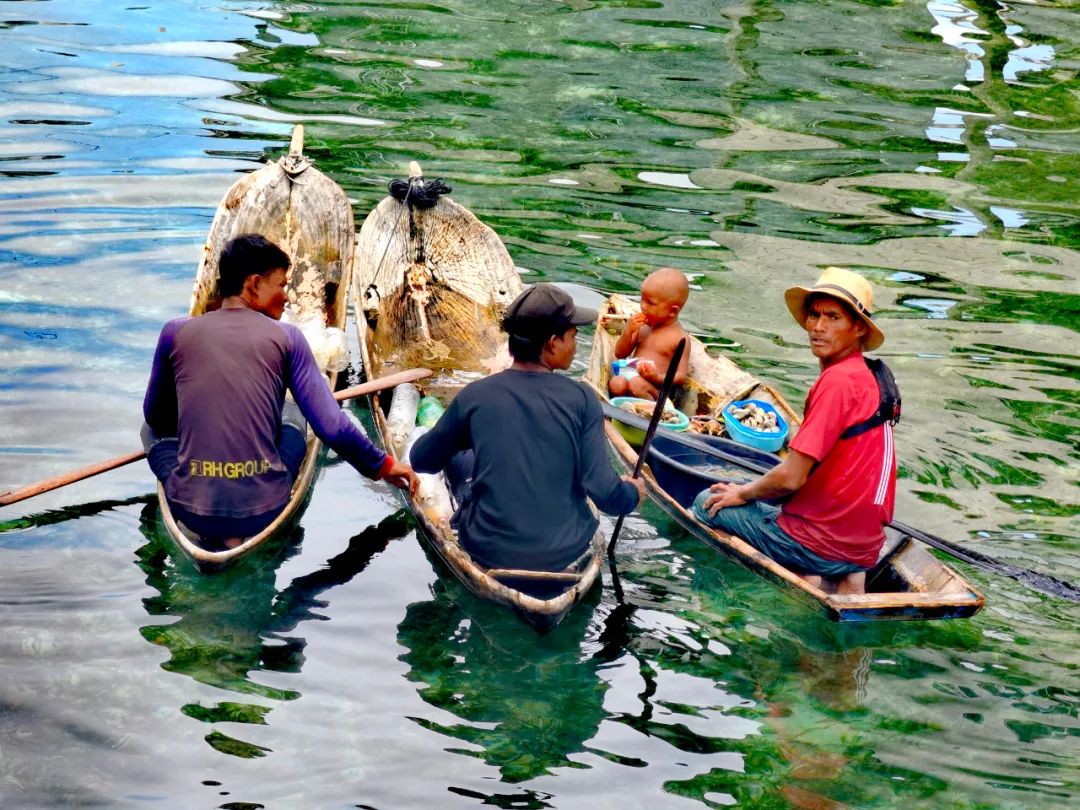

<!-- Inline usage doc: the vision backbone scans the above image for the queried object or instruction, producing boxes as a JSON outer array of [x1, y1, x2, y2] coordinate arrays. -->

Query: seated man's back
[[154, 306, 298, 520], [143, 234, 415, 545], [442, 369, 632, 570], [411, 282, 642, 572]]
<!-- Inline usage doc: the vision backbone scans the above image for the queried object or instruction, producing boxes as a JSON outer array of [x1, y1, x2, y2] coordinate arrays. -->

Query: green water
[[1, 1, 1077, 807]]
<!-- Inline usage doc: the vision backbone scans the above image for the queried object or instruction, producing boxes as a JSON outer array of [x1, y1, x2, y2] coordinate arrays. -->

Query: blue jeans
[[691, 491, 865, 577]]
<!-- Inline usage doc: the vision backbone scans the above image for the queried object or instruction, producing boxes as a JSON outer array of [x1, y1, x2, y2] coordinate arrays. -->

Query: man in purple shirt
[[142, 234, 417, 548]]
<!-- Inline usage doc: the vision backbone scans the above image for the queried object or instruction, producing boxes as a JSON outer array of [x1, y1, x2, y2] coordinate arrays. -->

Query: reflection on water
[[135, 505, 414, 757], [398, 575, 607, 783], [136, 503, 306, 703], [1, 0, 1078, 807]]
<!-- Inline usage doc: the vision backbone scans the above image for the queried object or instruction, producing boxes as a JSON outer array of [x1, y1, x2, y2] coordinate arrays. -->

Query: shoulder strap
[[841, 357, 901, 439]]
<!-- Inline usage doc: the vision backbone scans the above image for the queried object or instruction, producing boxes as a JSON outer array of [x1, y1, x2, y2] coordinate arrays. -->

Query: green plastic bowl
[[610, 396, 690, 446]]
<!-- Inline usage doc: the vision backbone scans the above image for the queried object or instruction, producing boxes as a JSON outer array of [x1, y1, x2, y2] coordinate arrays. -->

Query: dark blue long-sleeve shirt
[[143, 307, 388, 519], [410, 369, 638, 571]]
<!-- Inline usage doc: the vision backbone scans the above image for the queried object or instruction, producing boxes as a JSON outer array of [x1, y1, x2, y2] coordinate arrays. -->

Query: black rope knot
[[388, 177, 452, 209]]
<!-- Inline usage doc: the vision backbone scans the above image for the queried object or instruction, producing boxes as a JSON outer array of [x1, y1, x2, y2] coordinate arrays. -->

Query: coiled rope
[[388, 177, 452, 209]]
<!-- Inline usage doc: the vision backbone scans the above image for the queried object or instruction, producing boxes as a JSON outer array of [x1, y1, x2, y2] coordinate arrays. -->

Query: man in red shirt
[[692, 268, 896, 595]]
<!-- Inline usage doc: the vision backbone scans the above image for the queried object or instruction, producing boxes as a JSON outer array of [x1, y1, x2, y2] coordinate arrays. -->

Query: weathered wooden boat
[[585, 293, 985, 622], [158, 125, 355, 572], [353, 162, 602, 633]]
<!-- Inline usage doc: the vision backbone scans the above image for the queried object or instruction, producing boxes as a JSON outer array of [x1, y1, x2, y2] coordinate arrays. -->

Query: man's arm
[[410, 396, 469, 474], [703, 370, 861, 515], [581, 391, 642, 515], [143, 319, 186, 435], [285, 327, 398, 481]]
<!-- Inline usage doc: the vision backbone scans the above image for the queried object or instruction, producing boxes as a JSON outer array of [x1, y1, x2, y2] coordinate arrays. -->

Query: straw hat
[[784, 267, 885, 351]]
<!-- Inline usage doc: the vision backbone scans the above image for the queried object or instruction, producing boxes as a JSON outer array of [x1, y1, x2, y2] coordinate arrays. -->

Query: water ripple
[[0, 1, 1077, 808]]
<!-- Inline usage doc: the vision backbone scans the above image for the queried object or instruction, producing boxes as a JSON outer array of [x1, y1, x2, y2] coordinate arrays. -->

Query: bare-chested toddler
[[608, 267, 690, 400]]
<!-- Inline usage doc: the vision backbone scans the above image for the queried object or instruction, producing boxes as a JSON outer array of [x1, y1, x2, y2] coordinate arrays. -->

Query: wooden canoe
[[353, 162, 601, 633], [585, 293, 984, 622], [158, 125, 355, 572]]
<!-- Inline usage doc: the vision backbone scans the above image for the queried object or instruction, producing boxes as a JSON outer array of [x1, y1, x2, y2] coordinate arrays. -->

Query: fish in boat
[[353, 163, 603, 633], [585, 293, 985, 622], [157, 125, 355, 572]]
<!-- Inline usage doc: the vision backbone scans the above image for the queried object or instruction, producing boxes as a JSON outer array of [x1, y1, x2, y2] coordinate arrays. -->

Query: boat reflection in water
[[396, 562, 608, 785], [135, 503, 413, 758]]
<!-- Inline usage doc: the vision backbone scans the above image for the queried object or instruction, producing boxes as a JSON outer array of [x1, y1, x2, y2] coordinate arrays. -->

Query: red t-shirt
[[778, 352, 896, 568]]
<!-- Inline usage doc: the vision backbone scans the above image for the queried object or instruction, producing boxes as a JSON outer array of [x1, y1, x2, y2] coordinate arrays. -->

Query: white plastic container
[[386, 383, 420, 457], [404, 426, 453, 520]]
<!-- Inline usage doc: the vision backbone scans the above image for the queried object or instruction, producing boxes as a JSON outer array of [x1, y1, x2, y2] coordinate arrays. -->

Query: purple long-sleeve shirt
[[143, 307, 388, 519]]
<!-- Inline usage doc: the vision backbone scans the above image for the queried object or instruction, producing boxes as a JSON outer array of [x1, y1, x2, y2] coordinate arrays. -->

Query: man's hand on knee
[[703, 481, 748, 516]]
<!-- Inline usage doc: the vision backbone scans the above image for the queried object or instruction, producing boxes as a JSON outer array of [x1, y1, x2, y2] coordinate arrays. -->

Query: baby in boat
[[608, 267, 691, 400]]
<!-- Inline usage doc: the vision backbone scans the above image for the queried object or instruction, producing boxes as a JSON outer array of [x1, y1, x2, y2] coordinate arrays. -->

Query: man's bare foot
[[835, 572, 866, 596], [223, 537, 244, 549]]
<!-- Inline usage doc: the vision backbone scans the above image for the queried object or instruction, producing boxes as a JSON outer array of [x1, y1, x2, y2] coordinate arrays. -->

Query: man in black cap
[[411, 283, 644, 571]]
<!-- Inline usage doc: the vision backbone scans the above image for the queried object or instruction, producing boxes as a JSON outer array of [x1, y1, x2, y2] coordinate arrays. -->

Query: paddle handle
[[330, 367, 432, 404], [631, 338, 687, 478], [607, 339, 687, 556], [0, 368, 433, 508], [0, 450, 149, 507], [607, 514, 628, 560]]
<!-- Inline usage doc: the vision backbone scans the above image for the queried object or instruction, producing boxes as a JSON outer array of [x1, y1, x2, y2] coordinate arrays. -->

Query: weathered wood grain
[[191, 125, 353, 325], [354, 164, 522, 375]]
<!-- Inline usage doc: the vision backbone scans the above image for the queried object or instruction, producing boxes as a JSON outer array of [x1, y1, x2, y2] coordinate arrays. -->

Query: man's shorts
[[691, 492, 866, 577]]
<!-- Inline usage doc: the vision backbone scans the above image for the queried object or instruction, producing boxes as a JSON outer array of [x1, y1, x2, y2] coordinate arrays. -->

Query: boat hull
[[157, 126, 353, 571], [353, 165, 600, 632], [588, 293, 984, 622]]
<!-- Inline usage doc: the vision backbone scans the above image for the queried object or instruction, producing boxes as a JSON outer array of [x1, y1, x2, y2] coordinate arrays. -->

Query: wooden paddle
[[606, 338, 687, 557], [0, 367, 433, 508], [601, 401, 1080, 603]]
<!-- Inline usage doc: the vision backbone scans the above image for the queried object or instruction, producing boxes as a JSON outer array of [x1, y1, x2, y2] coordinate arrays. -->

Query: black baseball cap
[[501, 283, 598, 340]]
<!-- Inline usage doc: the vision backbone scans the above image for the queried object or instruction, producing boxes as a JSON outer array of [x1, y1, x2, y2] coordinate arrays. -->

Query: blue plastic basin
[[722, 399, 789, 452]]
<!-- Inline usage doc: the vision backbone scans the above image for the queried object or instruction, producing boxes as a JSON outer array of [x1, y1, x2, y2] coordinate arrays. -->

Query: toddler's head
[[640, 268, 688, 327]]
